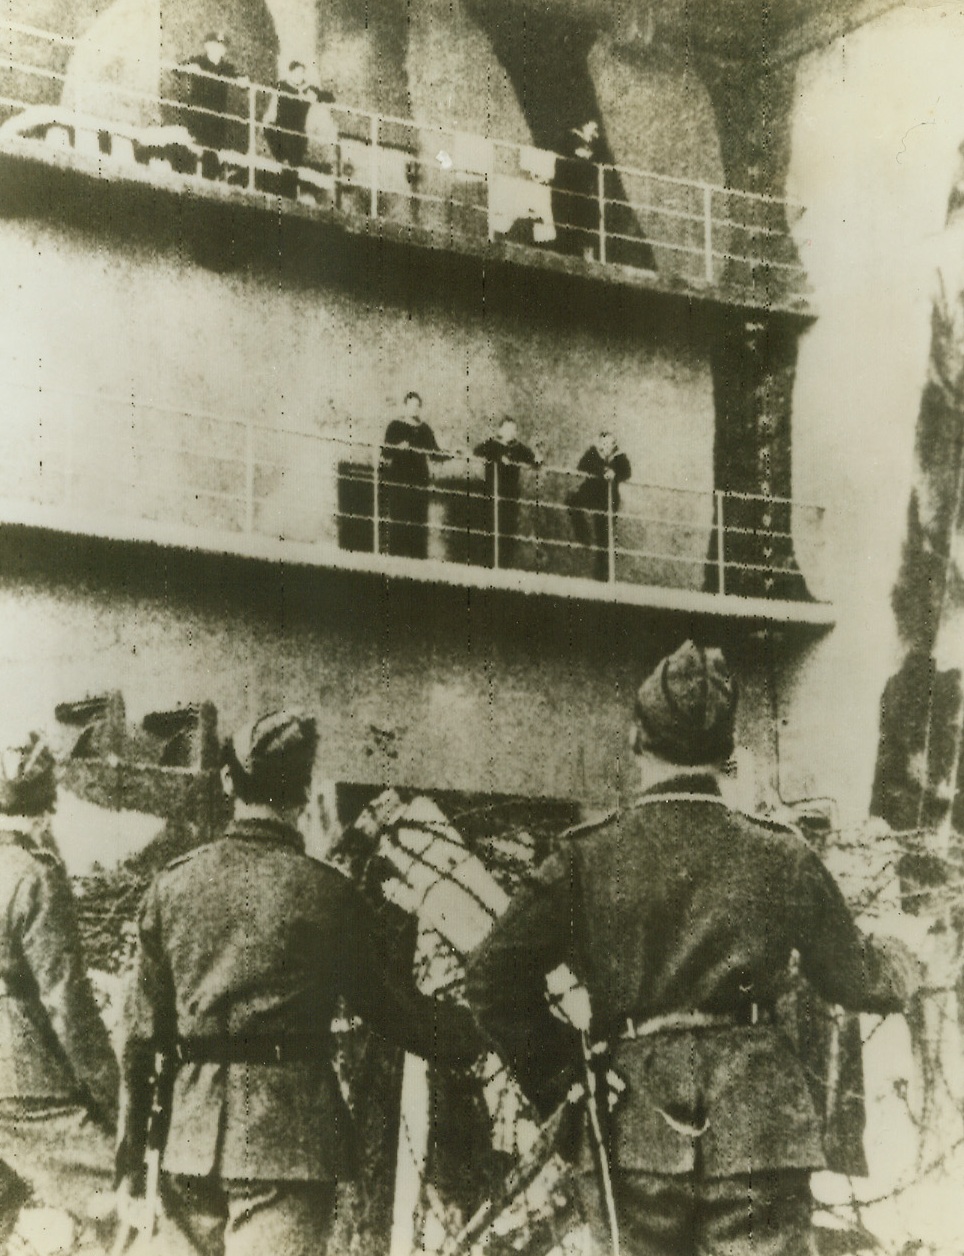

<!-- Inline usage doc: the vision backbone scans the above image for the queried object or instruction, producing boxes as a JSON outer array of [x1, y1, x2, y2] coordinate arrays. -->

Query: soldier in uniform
[[465, 641, 921, 1256], [0, 732, 119, 1249], [117, 711, 482, 1256]]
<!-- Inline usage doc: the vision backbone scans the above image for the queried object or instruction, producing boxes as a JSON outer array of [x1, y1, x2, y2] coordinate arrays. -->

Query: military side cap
[[0, 732, 56, 815], [227, 711, 317, 806], [634, 641, 736, 765]]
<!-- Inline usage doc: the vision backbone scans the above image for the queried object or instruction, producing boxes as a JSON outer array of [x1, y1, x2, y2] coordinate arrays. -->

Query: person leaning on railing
[[264, 61, 334, 173], [566, 431, 631, 580], [379, 391, 447, 560], [472, 417, 543, 568], [176, 31, 248, 180]]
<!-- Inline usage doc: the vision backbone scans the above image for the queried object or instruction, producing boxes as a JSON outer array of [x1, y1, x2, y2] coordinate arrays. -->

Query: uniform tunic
[[465, 775, 913, 1255], [471, 436, 539, 567], [121, 817, 479, 1184], [379, 418, 442, 558], [178, 55, 239, 152], [567, 445, 632, 578], [0, 821, 118, 1239], [265, 81, 329, 168]]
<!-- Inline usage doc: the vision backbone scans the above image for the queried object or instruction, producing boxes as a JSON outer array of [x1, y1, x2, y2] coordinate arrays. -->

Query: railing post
[[607, 477, 616, 583], [715, 490, 726, 596], [372, 456, 380, 554], [370, 114, 379, 219], [703, 184, 714, 284], [492, 460, 500, 569], [597, 162, 607, 265], [244, 416, 255, 536], [246, 82, 257, 192]]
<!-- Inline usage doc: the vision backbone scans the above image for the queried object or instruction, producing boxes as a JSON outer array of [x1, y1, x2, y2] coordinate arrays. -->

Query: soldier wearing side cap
[[465, 641, 921, 1256], [0, 733, 119, 1250], [117, 711, 482, 1256]]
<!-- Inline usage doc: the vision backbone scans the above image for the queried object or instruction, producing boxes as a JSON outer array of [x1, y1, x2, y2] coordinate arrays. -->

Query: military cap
[[634, 641, 736, 765], [224, 711, 317, 809], [204, 30, 228, 45], [0, 732, 57, 815]]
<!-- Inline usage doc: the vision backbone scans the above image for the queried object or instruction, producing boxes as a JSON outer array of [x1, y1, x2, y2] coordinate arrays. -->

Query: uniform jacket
[[121, 816, 481, 1182], [571, 446, 632, 512], [0, 820, 119, 1126], [178, 55, 239, 149], [380, 419, 441, 487], [472, 437, 538, 500], [465, 775, 911, 1178]]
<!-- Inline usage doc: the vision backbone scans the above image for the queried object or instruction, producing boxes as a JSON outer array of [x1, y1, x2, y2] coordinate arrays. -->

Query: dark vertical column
[[696, 57, 812, 598]]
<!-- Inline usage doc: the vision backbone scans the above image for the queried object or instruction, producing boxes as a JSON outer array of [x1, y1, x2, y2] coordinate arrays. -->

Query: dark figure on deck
[[567, 431, 631, 580], [265, 61, 332, 168], [466, 641, 921, 1256], [0, 734, 118, 1252], [380, 392, 443, 559], [472, 417, 541, 568], [117, 712, 481, 1256], [178, 33, 244, 179], [552, 120, 602, 260]]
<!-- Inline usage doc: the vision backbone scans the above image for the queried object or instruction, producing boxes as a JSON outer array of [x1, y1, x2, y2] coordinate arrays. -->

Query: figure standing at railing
[[567, 431, 631, 580], [473, 417, 542, 569], [176, 32, 246, 180], [263, 61, 334, 198], [551, 119, 602, 261], [380, 391, 444, 559]]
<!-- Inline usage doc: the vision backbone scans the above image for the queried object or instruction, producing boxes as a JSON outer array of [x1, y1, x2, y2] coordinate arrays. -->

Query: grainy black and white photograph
[[0, 1, 963, 1253]]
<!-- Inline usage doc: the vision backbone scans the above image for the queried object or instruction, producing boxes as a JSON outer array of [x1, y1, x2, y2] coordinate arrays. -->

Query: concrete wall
[[0, 175, 751, 810], [0, 207, 715, 508], [0, 0, 803, 833], [40, 0, 724, 181], [0, 529, 791, 811]]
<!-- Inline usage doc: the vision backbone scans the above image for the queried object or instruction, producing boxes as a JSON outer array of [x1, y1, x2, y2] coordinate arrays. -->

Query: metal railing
[[0, 374, 824, 601], [0, 19, 809, 304]]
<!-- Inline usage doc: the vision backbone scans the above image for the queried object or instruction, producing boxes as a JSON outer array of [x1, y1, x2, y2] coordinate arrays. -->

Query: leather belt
[[175, 1035, 323, 1065], [621, 1005, 772, 1040]]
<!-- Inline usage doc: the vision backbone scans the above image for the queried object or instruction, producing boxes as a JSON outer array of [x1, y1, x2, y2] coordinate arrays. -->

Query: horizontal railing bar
[[10, 488, 819, 588], [0, 16, 806, 225], [1, 372, 826, 513], [0, 17, 78, 47], [0, 75, 810, 303], [55, 450, 822, 541], [333, 503, 807, 576]]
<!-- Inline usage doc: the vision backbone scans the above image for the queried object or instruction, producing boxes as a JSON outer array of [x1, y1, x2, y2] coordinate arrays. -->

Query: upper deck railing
[[0, 20, 811, 311], [0, 370, 827, 613]]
